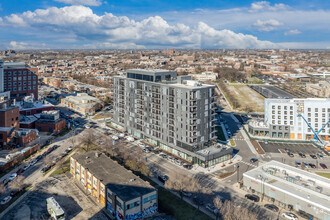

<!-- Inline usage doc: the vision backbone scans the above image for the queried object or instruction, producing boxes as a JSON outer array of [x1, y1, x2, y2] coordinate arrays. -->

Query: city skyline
[[0, 0, 330, 50]]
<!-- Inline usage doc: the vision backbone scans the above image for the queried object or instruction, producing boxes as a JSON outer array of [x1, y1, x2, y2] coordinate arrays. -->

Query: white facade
[[264, 98, 330, 140]]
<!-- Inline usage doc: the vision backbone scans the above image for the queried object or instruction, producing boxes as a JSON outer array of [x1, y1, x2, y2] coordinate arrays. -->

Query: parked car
[[8, 173, 17, 181], [282, 212, 298, 220], [245, 194, 259, 202], [310, 154, 317, 159], [250, 158, 258, 163], [295, 161, 301, 167], [205, 203, 218, 214], [2, 178, 9, 186], [264, 204, 279, 212], [309, 163, 316, 168], [16, 168, 24, 175], [30, 159, 37, 166], [52, 145, 60, 149], [10, 189, 22, 197], [67, 146, 73, 151], [320, 163, 328, 169], [0, 196, 12, 205], [36, 155, 42, 161], [174, 159, 181, 166], [287, 152, 294, 157], [182, 191, 192, 197], [303, 162, 309, 168], [284, 148, 290, 153], [41, 166, 51, 173], [298, 152, 306, 158], [42, 152, 47, 157], [143, 148, 150, 153], [183, 164, 193, 170], [160, 154, 168, 159], [318, 154, 324, 160], [47, 147, 53, 154], [158, 175, 168, 184]]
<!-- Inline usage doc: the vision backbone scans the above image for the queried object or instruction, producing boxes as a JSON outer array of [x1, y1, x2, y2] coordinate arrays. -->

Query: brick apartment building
[[35, 110, 66, 134], [1, 61, 38, 101], [0, 103, 37, 149], [70, 151, 158, 219]]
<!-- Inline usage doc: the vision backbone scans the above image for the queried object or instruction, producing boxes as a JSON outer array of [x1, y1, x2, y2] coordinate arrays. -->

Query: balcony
[[169, 97, 174, 102], [190, 113, 197, 119]]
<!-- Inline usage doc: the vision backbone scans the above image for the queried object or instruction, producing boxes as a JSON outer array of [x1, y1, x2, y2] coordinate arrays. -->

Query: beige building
[[70, 151, 158, 219], [306, 81, 330, 98], [189, 71, 218, 82], [60, 93, 102, 115]]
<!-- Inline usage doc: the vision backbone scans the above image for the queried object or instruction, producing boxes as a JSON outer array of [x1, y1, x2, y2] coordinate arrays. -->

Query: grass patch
[[216, 126, 226, 141], [158, 187, 211, 220], [218, 171, 235, 179], [50, 158, 71, 177], [316, 172, 330, 179], [229, 139, 236, 146]]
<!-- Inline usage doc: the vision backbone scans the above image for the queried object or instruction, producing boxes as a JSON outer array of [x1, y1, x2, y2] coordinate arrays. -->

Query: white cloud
[[249, 1, 288, 12], [54, 0, 102, 6], [253, 19, 284, 31], [2, 6, 276, 49], [8, 41, 48, 50], [284, 29, 301, 35]]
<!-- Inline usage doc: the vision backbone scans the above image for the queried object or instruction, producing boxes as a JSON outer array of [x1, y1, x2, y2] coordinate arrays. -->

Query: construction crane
[[298, 114, 330, 146]]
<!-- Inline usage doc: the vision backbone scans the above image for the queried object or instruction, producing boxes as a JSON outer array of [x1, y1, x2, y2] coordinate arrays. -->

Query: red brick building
[[3, 62, 38, 101], [35, 110, 66, 134]]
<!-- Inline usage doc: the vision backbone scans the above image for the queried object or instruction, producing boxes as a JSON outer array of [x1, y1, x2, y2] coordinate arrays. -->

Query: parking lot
[[258, 142, 321, 155], [3, 174, 107, 220]]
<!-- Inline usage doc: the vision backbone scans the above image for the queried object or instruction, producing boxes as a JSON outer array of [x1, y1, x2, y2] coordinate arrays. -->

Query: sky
[[0, 0, 330, 49]]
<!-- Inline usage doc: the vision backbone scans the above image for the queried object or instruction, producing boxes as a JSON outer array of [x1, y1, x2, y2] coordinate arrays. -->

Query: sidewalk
[[192, 155, 242, 174]]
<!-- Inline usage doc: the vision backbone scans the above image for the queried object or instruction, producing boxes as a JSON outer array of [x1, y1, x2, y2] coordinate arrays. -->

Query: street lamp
[[236, 164, 240, 183]]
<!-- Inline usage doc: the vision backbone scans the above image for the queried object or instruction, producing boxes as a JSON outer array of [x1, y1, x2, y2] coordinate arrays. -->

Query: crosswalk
[[233, 138, 247, 141], [239, 161, 258, 168]]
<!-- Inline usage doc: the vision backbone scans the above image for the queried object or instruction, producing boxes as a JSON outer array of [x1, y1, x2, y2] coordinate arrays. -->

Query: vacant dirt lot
[[226, 84, 264, 112]]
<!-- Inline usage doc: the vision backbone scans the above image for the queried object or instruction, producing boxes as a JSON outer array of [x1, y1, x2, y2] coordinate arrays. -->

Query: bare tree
[[0, 183, 6, 194], [213, 198, 258, 220], [189, 177, 212, 210], [9, 176, 25, 192], [80, 129, 96, 152], [165, 174, 192, 200]]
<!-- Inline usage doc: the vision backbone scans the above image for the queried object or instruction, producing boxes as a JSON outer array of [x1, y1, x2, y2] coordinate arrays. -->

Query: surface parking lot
[[259, 142, 322, 155]]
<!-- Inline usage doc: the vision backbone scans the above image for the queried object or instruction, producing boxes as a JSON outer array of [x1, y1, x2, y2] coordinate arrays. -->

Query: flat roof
[[244, 160, 330, 213], [71, 151, 156, 202]]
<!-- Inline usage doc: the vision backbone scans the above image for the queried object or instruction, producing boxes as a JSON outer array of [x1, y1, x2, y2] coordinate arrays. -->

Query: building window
[[23, 71, 27, 75], [13, 87, 17, 91], [8, 77, 11, 81], [13, 72, 17, 76], [28, 76, 31, 80]]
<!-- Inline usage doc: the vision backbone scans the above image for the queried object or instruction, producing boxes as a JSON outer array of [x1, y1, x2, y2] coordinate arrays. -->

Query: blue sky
[[0, 0, 330, 49]]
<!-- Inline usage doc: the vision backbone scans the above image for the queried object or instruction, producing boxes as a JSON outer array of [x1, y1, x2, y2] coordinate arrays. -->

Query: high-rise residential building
[[248, 98, 330, 141], [1, 61, 38, 101], [0, 60, 4, 93], [112, 69, 233, 167]]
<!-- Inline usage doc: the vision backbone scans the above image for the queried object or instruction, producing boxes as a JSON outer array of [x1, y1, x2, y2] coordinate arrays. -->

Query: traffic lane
[[221, 114, 241, 136]]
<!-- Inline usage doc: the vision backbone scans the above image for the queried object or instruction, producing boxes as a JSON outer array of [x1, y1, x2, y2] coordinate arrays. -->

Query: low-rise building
[[61, 93, 102, 115], [70, 151, 158, 219], [243, 160, 330, 220], [306, 81, 330, 98], [189, 71, 218, 82], [35, 110, 66, 134]]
